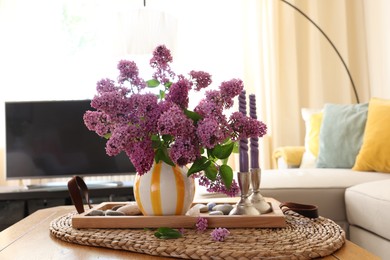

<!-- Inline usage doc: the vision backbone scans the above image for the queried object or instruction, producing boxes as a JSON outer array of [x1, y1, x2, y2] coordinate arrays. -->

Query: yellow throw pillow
[[353, 98, 390, 172], [308, 112, 323, 157], [300, 108, 323, 168]]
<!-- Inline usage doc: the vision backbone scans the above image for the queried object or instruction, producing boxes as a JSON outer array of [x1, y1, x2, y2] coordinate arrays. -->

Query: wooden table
[[0, 206, 380, 260]]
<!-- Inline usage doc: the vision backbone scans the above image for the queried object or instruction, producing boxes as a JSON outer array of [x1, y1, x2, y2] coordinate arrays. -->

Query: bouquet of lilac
[[84, 45, 267, 196]]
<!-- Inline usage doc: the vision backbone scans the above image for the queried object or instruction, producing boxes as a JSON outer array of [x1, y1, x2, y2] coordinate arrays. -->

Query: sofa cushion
[[300, 108, 322, 168], [316, 103, 368, 168], [353, 98, 390, 173], [346, 179, 390, 241]]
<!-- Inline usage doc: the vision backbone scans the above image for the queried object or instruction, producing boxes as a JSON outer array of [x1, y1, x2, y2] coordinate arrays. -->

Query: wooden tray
[[71, 197, 286, 229]]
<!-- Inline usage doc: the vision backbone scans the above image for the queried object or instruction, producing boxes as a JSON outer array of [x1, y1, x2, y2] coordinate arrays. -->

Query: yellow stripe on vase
[[150, 162, 162, 215], [134, 174, 146, 215], [172, 165, 185, 215]]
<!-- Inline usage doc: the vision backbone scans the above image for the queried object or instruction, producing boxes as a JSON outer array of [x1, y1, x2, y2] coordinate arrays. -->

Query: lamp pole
[[280, 0, 360, 103]]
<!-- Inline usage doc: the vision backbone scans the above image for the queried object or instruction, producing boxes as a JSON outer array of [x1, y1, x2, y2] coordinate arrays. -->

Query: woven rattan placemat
[[50, 212, 345, 259]]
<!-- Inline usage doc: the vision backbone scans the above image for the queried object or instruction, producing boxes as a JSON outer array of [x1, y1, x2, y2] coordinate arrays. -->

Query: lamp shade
[[119, 7, 177, 55]]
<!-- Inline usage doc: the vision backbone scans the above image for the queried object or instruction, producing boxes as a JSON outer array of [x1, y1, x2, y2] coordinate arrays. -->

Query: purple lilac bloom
[[105, 124, 142, 156], [96, 78, 116, 93], [128, 93, 161, 133], [169, 137, 200, 166], [150, 45, 175, 84], [126, 139, 155, 175], [219, 79, 244, 108], [158, 100, 175, 114], [196, 217, 208, 232], [196, 117, 227, 149], [211, 228, 230, 242], [229, 112, 267, 140], [179, 228, 185, 235], [194, 99, 222, 119], [117, 60, 146, 92], [198, 175, 240, 197], [90, 91, 131, 124], [83, 111, 110, 137], [165, 77, 192, 109], [157, 105, 195, 138], [189, 70, 212, 91], [205, 90, 224, 108]]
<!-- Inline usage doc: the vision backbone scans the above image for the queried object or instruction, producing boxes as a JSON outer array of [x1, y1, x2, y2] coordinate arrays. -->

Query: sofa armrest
[[273, 146, 305, 169]]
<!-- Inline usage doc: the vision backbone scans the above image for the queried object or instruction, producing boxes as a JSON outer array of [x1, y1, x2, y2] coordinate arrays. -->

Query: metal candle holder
[[229, 171, 260, 215], [249, 168, 272, 214]]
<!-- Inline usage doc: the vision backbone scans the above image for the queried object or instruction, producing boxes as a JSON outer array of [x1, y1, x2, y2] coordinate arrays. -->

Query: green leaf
[[147, 79, 160, 88], [219, 164, 233, 189], [164, 82, 172, 89], [154, 227, 182, 239], [187, 156, 210, 176], [159, 89, 165, 99], [151, 134, 162, 148], [232, 141, 239, 153], [210, 143, 234, 160], [103, 133, 111, 139], [162, 134, 173, 143], [204, 163, 218, 181], [154, 147, 174, 166], [184, 109, 202, 123]]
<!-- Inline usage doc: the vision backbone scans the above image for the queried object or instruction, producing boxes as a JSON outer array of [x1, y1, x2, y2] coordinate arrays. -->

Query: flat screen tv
[[5, 100, 136, 180]]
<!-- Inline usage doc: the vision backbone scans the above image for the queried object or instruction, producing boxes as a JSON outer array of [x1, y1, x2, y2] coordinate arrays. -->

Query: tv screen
[[5, 100, 136, 179]]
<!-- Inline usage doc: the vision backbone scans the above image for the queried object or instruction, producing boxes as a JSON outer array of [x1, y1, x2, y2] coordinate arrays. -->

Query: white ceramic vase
[[133, 161, 195, 216]]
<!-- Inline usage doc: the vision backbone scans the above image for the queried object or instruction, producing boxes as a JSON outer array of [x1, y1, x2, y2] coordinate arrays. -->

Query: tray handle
[[67, 176, 92, 214], [279, 202, 319, 218]]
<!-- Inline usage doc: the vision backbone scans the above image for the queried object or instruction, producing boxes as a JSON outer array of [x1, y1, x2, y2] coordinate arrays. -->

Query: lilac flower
[[196, 217, 208, 231], [96, 78, 116, 93], [169, 137, 200, 166], [179, 228, 185, 235], [105, 124, 145, 156], [229, 112, 267, 140], [83, 111, 110, 137], [211, 228, 230, 242], [157, 105, 195, 138], [219, 79, 244, 108], [194, 99, 223, 120], [128, 93, 161, 133], [126, 139, 155, 175], [196, 118, 227, 149], [165, 77, 192, 109], [190, 70, 212, 91], [150, 45, 175, 84], [198, 175, 240, 197], [117, 60, 146, 92], [90, 91, 131, 125], [205, 90, 224, 108]]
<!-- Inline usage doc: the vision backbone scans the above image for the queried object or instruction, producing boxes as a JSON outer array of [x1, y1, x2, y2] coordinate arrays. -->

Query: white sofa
[[264, 99, 390, 259]]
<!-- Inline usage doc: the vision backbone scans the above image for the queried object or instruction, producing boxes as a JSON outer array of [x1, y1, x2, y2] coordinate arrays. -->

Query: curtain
[[243, 0, 390, 169]]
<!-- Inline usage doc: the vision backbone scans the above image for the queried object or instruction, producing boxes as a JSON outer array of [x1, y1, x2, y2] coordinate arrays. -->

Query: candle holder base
[[249, 168, 272, 214], [229, 171, 260, 215], [250, 193, 272, 214], [229, 198, 260, 215]]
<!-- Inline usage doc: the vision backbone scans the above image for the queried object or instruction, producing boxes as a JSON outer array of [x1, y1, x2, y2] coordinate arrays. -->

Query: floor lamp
[[280, 0, 360, 103]]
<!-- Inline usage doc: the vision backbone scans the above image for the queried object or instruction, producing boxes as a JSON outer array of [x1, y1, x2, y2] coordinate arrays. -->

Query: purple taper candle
[[249, 94, 259, 168], [239, 90, 249, 172]]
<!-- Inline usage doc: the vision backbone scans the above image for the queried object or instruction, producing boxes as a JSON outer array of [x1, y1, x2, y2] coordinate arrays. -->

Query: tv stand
[[26, 180, 124, 190], [0, 182, 134, 231]]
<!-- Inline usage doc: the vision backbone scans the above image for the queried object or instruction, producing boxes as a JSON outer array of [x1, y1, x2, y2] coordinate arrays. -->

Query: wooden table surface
[[0, 205, 380, 260]]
